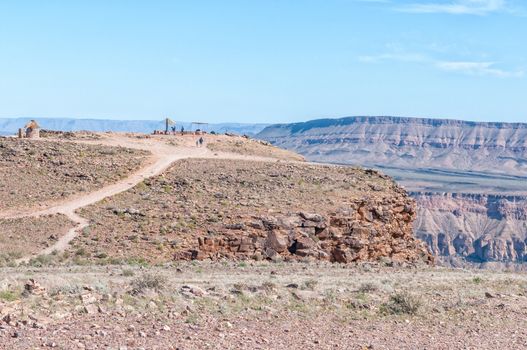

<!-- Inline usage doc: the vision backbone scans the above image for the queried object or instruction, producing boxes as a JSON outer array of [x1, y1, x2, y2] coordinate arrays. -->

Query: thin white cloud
[[358, 50, 524, 78], [358, 53, 428, 63], [436, 61, 524, 77], [398, 0, 507, 15]]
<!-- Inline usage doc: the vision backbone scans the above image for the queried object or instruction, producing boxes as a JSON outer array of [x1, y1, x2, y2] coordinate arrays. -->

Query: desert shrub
[[358, 282, 379, 293], [130, 273, 167, 295], [233, 282, 248, 291], [302, 279, 318, 291], [29, 254, 54, 267], [75, 248, 87, 256], [122, 268, 135, 277], [260, 281, 277, 292], [125, 257, 149, 267], [323, 289, 337, 304], [0, 290, 20, 302], [82, 226, 91, 236], [381, 292, 421, 315], [95, 252, 108, 259], [49, 284, 83, 296]]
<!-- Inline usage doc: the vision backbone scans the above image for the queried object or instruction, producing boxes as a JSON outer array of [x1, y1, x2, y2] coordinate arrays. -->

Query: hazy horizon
[[2, 114, 527, 126]]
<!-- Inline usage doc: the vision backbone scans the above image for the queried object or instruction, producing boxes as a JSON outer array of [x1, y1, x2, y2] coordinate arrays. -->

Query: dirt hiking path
[[0, 134, 285, 262], [0, 134, 288, 263]]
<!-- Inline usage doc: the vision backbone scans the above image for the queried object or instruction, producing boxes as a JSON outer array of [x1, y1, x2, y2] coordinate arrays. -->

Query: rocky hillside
[[0, 214, 73, 264], [77, 159, 432, 265], [258, 116, 527, 266], [258, 116, 527, 175]]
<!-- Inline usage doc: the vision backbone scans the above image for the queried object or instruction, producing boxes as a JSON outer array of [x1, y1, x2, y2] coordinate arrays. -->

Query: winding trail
[[6, 135, 211, 262], [2, 134, 288, 263]]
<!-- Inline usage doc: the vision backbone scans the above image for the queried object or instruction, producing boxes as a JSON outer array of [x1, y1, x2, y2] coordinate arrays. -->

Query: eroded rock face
[[179, 199, 432, 264], [414, 193, 527, 263]]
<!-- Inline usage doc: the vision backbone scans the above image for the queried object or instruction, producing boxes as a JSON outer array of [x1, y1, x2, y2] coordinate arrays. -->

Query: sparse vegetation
[[0, 289, 20, 302], [130, 273, 168, 295], [302, 279, 318, 291], [0, 138, 149, 211], [122, 268, 135, 277], [358, 281, 379, 293], [380, 292, 421, 315]]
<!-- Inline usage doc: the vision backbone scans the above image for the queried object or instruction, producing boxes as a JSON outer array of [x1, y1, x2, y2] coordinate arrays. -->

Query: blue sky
[[0, 0, 526, 123]]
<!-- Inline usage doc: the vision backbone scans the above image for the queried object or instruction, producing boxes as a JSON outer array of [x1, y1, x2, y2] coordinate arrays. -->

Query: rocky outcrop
[[414, 193, 527, 263], [176, 199, 432, 264], [80, 158, 433, 265]]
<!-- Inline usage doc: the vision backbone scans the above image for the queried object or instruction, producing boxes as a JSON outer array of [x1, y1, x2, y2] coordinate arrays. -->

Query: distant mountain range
[[257, 116, 527, 268], [0, 117, 269, 136]]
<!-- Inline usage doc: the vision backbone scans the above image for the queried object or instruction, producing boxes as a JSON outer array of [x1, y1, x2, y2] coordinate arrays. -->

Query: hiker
[[181, 126, 185, 135], [199, 137, 204, 146]]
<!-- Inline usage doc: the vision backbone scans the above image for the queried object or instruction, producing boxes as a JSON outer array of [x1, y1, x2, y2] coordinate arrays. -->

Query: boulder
[[265, 230, 289, 253]]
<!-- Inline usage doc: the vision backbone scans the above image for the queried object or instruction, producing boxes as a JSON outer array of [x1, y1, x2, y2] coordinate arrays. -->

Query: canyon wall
[[413, 193, 527, 263]]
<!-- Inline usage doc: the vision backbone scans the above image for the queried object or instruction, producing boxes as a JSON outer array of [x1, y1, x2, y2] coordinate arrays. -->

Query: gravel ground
[[0, 262, 525, 349], [0, 214, 73, 263]]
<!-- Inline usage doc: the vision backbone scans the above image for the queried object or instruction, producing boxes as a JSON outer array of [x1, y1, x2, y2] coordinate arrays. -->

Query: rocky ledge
[[179, 203, 432, 264]]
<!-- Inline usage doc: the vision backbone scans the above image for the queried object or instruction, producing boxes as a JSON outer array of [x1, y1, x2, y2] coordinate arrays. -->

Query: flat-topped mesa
[[257, 116, 527, 175]]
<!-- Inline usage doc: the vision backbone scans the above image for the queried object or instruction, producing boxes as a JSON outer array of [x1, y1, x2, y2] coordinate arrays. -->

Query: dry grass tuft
[[381, 292, 421, 315]]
